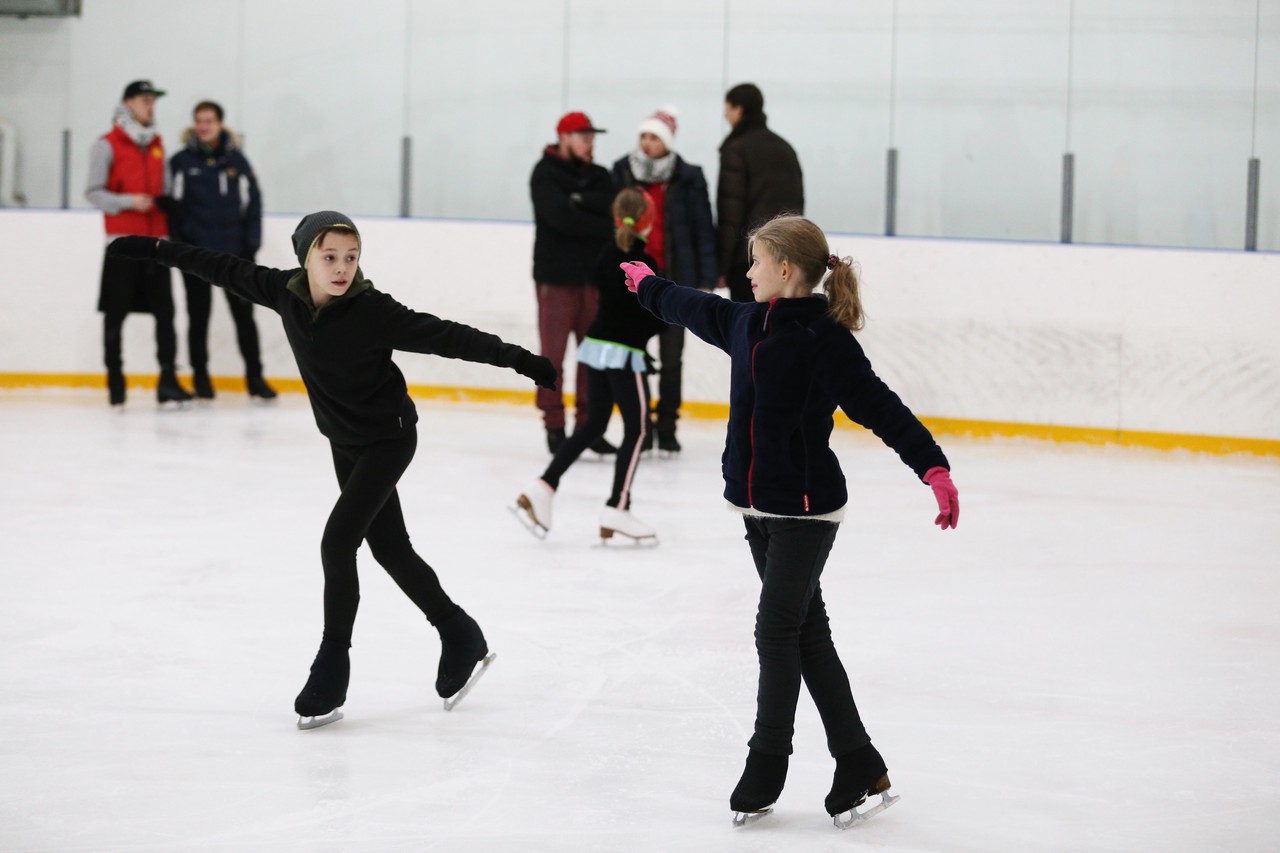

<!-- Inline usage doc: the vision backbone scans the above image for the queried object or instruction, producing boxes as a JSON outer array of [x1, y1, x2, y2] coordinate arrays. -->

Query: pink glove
[[923, 467, 959, 530], [619, 261, 655, 293]]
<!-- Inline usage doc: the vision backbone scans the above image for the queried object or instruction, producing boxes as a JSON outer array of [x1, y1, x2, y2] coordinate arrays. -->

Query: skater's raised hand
[[619, 261, 655, 293], [515, 352, 558, 390], [923, 467, 959, 530], [107, 236, 160, 260]]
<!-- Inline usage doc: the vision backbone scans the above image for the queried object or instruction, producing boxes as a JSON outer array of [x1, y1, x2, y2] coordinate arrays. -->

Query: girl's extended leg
[[540, 367, 614, 490], [604, 368, 649, 509]]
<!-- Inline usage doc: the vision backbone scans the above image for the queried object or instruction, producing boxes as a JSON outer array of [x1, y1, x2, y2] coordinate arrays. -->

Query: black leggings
[[182, 271, 263, 376], [541, 366, 649, 509], [743, 515, 870, 757], [320, 428, 456, 645]]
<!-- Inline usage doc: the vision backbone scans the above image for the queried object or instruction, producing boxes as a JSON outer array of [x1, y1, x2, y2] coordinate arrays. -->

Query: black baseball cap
[[123, 80, 166, 100]]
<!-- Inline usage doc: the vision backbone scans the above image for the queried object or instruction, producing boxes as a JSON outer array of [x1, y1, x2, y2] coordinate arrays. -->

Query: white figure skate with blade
[[511, 480, 554, 539], [598, 506, 658, 546]]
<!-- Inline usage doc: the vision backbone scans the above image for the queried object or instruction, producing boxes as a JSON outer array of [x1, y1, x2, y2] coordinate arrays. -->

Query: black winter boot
[[729, 749, 789, 814], [192, 369, 215, 400], [156, 369, 193, 404], [657, 430, 681, 454], [825, 743, 890, 816], [435, 608, 489, 698], [247, 374, 278, 399], [107, 369, 126, 406], [294, 639, 351, 717]]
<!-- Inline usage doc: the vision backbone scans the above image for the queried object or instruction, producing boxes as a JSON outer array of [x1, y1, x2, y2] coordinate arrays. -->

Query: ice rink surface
[[1, 389, 1277, 852]]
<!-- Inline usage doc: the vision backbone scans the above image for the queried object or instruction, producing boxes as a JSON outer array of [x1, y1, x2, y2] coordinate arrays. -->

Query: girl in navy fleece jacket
[[621, 214, 959, 827]]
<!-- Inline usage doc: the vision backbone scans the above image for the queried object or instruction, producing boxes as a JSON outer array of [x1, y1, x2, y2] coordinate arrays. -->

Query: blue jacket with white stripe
[[168, 129, 262, 257]]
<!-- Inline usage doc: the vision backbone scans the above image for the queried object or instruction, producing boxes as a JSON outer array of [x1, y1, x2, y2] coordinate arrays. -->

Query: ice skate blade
[[509, 499, 548, 540], [833, 791, 899, 829], [731, 807, 773, 827], [156, 399, 193, 411], [297, 708, 344, 730], [442, 652, 496, 711], [598, 528, 659, 547]]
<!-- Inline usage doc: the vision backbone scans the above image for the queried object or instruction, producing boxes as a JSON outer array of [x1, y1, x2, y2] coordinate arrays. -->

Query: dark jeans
[[182, 271, 263, 377], [743, 515, 870, 757], [542, 366, 649, 509], [653, 323, 684, 433], [321, 428, 457, 646]]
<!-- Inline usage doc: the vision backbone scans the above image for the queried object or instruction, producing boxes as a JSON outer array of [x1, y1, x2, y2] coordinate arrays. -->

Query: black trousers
[[542, 366, 649, 509], [100, 253, 178, 373], [182, 271, 263, 377], [743, 515, 870, 757], [321, 428, 456, 646], [652, 324, 685, 433]]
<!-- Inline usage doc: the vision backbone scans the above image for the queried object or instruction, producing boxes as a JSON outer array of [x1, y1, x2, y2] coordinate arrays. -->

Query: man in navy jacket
[[168, 100, 275, 399]]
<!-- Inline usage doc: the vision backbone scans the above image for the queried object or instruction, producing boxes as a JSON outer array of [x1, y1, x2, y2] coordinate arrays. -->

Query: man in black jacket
[[717, 83, 804, 303], [530, 111, 617, 454], [612, 106, 717, 453], [169, 100, 275, 400]]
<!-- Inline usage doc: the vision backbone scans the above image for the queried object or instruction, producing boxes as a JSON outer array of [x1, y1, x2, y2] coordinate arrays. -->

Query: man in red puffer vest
[[86, 79, 192, 407]]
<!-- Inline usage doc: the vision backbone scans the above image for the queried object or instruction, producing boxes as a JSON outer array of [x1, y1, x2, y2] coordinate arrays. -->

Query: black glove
[[107, 236, 160, 260], [153, 195, 179, 215], [515, 352, 557, 390]]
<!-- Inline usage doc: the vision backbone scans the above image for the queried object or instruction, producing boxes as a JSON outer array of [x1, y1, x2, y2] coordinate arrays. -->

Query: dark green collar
[[286, 268, 372, 320]]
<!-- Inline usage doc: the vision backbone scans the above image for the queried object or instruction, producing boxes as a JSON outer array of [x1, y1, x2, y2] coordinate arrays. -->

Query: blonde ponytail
[[749, 215, 866, 331], [823, 256, 864, 331]]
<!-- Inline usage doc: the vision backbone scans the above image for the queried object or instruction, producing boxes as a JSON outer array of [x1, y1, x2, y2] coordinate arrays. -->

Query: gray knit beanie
[[292, 210, 359, 266]]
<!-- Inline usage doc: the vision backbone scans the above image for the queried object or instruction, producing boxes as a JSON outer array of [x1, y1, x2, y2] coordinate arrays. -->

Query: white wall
[[0, 0, 1277, 250], [5, 210, 1278, 442]]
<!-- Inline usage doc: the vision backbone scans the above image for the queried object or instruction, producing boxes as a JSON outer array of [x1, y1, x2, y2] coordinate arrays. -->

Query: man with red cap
[[528, 111, 617, 455]]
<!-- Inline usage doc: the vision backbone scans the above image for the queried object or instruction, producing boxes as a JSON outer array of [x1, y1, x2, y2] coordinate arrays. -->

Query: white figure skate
[[598, 506, 658, 546], [511, 480, 554, 539]]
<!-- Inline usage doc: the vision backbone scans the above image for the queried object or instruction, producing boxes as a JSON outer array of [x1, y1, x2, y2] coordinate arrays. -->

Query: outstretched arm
[[822, 333, 957, 529], [381, 298, 556, 389], [108, 237, 287, 310], [622, 261, 744, 354]]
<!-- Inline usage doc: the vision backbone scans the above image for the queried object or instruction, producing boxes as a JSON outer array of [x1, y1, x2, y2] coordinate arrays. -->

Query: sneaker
[[599, 505, 657, 544]]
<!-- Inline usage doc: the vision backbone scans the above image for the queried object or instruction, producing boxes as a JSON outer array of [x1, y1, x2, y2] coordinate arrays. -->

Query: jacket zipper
[[748, 301, 779, 508], [748, 340, 759, 508]]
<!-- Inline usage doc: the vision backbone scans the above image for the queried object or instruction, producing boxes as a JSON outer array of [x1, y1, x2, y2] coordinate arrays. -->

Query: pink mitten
[[619, 260, 655, 293], [923, 466, 959, 530]]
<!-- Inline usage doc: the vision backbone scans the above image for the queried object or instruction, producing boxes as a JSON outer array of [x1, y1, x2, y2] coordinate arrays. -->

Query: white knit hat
[[637, 105, 678, 150]]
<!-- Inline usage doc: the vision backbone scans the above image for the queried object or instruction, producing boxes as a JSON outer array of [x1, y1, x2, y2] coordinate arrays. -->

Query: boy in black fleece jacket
[[109, 211, 556, 728], [621, 214, 959, 828]]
